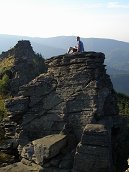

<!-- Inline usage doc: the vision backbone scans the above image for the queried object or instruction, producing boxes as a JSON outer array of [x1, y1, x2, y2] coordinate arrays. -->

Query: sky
[[0, 0, 129, 42]]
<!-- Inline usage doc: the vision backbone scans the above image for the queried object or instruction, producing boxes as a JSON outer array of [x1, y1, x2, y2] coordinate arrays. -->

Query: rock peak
[[13, 40, 34, 58], [0, 40, 46, 95], [0, 40, 35, 59], [14, 40, 32, 49]]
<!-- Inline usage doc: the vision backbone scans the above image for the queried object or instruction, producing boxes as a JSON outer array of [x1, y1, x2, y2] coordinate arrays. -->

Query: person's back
[[78, 39, 84, 52]]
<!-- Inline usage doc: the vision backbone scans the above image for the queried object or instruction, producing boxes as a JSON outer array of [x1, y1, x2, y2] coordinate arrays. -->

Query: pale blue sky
[[0, 0, 129, 42]]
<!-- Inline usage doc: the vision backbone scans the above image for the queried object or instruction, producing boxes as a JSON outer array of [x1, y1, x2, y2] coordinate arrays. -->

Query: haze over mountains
[[0, 34, 129, 95]]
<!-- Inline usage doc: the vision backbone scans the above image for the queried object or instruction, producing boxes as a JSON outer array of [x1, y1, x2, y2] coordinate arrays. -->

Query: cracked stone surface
[[1, 52, 120, 172]]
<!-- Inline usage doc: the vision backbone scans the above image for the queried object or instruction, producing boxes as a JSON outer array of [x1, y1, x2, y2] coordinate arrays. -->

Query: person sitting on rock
[[67, 36, 84, 54]]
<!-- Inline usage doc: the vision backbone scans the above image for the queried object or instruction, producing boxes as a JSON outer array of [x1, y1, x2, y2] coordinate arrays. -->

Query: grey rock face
[[21, 134, 67, 165], [73, 124, 112, 172], [1, 52, 120, 171]]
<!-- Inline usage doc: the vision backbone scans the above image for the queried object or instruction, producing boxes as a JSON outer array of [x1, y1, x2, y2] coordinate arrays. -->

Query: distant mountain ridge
[[1, 34, 129, 60], [0, 34, 66, 58], [0, 34, 129, 95]]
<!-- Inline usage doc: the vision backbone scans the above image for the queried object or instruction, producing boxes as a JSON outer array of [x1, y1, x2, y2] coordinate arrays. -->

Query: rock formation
[[0, 45, 125, 172], [0, 40, 46, 95]]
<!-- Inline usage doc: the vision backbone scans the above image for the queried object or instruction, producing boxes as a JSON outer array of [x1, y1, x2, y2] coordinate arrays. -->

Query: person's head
[[76, 36, 80, 41]]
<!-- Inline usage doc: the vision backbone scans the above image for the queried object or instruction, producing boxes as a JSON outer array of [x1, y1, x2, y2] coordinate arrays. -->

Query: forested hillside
[[117, 92, 129, 116], [116, 92, 129, 172]]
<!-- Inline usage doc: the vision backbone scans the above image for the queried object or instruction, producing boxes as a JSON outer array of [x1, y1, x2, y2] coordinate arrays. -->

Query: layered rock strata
[[1, 52, 121, 172], [73, 124, 112, 172]]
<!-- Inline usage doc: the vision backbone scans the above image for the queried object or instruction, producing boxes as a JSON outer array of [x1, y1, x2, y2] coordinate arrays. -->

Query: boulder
[[21, 134, 67, 165]]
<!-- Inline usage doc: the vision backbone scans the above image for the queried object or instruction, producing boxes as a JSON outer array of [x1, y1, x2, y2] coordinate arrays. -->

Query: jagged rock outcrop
[[0, 40, 46, 95], [0, 51, 123, 171], [73, 124, 112, 172]]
